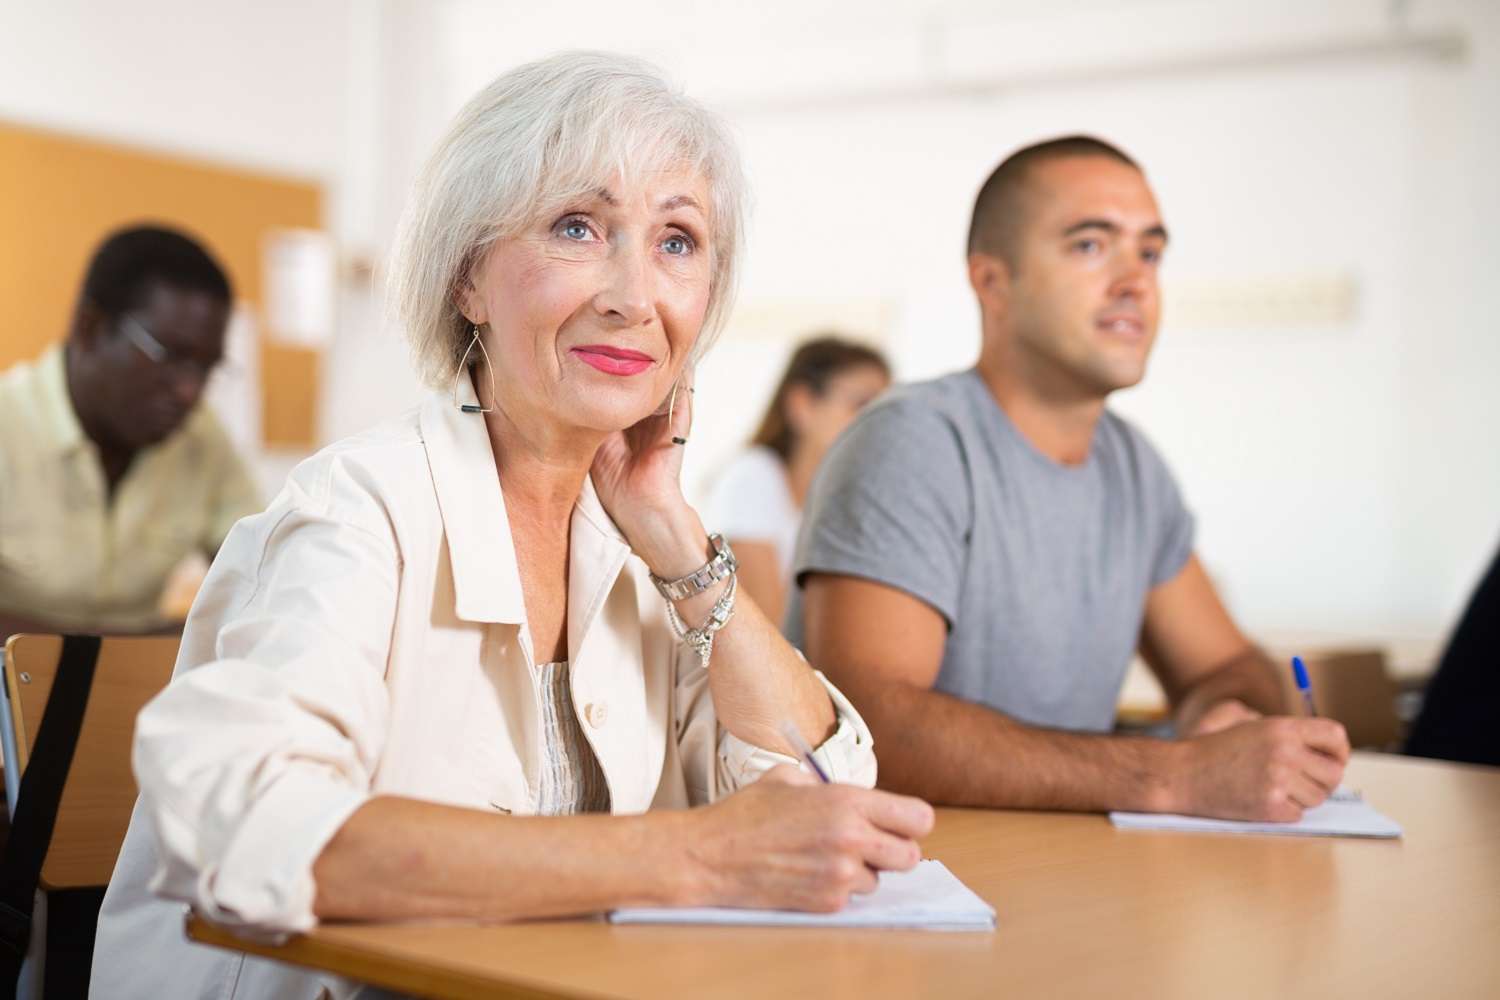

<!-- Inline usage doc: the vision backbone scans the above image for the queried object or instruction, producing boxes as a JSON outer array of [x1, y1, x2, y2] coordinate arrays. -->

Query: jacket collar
[[419, 381, 527, 624]]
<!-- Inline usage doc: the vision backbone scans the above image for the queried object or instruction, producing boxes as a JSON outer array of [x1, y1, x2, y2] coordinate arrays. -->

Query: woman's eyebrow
[[583, 189, 702, 215], [659, 194, 704, 214]]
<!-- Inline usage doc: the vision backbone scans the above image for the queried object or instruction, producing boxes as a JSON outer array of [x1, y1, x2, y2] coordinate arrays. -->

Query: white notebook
[[1109, 789, 1403, 838], [610, 859, 996, 931]]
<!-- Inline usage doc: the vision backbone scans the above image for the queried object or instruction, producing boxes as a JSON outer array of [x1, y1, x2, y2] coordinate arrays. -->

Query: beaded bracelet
[[665, 574, 737, 668]]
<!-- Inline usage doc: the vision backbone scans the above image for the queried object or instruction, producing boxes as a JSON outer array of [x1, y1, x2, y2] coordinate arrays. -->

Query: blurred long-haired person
[[706, 335, 890, 624]]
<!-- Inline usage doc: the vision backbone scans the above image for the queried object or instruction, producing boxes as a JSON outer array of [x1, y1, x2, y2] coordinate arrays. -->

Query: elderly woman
[[91, 53, 931, 999]]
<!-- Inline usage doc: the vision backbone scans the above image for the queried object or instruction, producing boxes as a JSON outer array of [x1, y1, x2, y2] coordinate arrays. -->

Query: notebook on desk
[[1109, 788, 1403, 838], [610, 859, 996, 930]]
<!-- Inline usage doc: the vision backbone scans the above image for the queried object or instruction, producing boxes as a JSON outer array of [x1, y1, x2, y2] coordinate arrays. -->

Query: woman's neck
[[483, 402, 600, 531], [783, 442, 822, 509]]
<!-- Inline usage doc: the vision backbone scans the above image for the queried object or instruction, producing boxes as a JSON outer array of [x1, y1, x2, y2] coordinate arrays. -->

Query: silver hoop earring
[[667, 379, 690, 445], [454, 325, 497, 414]]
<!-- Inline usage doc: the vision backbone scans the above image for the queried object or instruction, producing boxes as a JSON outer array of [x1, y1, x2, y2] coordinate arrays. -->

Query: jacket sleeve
[[673, 643, 878, 804], [132, 471, 398, 937]]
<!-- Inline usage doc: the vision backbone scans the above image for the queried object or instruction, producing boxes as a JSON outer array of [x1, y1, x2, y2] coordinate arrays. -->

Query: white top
[[90, 382, 876, 1000], [704, 446, 800, 579], [534, 661, 611, 815]]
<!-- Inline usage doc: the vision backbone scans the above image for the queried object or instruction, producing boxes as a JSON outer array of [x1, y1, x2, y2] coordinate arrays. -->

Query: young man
[[0, 225, 260, 637], [787, 137, 1349, 821]]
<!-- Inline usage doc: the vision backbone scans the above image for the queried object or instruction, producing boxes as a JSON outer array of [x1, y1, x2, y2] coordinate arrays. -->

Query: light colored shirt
[[534, 660, 611, 815], [0, 346, 260, 631], [92, 382, 876, 1000], [787, 369, 1195, 733], [705, 446, 800, 579]]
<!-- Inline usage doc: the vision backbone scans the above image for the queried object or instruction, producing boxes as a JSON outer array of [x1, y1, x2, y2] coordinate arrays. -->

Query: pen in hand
[[779, 720, 831, 784], [1291, 655, 1318, 717]]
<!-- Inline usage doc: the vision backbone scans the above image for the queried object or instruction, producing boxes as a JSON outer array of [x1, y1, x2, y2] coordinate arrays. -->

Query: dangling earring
[[667, 378, 694, 445], [454, 325, 497, 414]]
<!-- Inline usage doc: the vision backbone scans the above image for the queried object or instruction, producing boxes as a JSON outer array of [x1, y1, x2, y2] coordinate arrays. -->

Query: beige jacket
[[91, 385, 875, 999]]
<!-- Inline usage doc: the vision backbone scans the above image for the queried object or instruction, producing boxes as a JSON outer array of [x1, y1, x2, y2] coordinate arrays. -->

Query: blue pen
[[1291, 656, 1318, 717], [779, 721, 832, 784]]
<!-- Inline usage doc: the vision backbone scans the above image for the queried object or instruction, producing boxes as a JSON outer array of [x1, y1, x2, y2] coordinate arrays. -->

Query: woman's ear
[[455, 271, 487, 326], [783, 383, 818, 434]]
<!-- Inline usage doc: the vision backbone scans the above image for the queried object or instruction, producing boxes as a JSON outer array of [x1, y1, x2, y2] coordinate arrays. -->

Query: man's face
[[85, 281, 229, 450], [1003, 156, 1167, 397]]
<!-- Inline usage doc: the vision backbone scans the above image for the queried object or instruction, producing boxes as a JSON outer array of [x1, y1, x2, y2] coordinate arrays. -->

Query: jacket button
[[586, 702, 608, 728]]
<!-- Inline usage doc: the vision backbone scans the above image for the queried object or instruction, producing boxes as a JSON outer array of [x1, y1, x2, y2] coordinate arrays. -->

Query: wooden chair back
[[2, 634, 178, 888]]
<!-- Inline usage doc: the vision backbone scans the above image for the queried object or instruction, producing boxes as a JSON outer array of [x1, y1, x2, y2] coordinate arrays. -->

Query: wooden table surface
[[189, 752, 1500, 999]]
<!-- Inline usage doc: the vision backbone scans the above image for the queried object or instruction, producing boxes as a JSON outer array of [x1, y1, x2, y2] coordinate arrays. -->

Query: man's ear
[[967, 252, 1012, 317], [70, 301, 110, 351]]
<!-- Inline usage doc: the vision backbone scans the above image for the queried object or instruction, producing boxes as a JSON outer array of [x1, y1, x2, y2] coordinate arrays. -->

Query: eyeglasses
[[120, 314, 227, 382]]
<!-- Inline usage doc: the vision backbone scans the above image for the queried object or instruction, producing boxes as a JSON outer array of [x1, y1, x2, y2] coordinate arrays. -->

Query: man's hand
[[1177, 717, 1350, 822], [1182, 698, 1262, 737]]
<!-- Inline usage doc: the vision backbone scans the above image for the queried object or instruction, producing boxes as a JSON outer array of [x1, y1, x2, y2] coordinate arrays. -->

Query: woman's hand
[[591, 376, 706, 576], [677, 766, 935, 912]]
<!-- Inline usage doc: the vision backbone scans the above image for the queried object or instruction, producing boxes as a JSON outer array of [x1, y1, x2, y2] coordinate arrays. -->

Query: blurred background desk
[[1116, 632, 1442, 747], [188, 753, 1500, 1000]]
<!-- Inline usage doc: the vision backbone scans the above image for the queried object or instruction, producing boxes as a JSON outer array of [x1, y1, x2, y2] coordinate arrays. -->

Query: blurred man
[[788, 137, 1350, 821], [0, 225, 260, 636]]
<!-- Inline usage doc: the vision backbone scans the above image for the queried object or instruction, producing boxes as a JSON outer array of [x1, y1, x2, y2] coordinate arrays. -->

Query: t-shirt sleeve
[[793, 398, 972, 627], [704, 448, 790, 544], [1142, 436, 1195, 587]]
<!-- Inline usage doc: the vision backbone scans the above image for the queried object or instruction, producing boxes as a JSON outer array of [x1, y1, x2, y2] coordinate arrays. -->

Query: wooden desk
[[189, 753, 1500, 999]]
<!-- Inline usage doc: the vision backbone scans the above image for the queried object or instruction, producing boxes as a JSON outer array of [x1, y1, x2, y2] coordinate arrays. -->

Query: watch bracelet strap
[[650, 533, 737, 601]]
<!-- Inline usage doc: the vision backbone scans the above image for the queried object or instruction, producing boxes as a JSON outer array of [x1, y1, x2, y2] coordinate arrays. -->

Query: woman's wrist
[[627, 505, 712, 580], [650, 807, 720, 907]]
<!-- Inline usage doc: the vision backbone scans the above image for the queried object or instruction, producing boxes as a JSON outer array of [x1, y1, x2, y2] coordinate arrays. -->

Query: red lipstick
[[571, 345, 654, 376]]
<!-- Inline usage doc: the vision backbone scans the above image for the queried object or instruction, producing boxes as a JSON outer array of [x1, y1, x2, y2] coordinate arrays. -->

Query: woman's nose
[[594, 246, 653, 326]]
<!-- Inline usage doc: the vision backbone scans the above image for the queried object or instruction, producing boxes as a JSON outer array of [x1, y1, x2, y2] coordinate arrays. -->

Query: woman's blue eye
[[662, 235, 691, 256], [563, 221, 590, 240]]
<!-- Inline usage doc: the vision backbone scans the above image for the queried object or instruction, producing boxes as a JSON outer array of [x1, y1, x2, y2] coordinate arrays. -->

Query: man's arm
[[802, 573, 1350, 819], [1138, 554, 1289, 736]]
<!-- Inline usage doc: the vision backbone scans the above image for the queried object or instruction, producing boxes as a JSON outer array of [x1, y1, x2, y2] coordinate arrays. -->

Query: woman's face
[[465, 167, 714, 437], [790, 363, 891, 459]]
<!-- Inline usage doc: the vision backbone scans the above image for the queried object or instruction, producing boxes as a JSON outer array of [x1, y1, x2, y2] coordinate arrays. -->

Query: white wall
[[6, 0, 1495, 647], [0, 0, 354, 179]]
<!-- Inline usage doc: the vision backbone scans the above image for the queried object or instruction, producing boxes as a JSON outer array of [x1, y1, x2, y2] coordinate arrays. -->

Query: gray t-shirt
[[785, 369, 1194, 733]]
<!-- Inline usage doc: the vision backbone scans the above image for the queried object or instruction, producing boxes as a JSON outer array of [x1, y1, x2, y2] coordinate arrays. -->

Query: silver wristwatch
[[650, 533, 738, 601]]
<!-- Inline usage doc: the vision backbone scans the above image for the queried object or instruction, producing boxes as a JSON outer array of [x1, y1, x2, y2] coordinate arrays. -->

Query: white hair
[[389, 50, 748, 389]]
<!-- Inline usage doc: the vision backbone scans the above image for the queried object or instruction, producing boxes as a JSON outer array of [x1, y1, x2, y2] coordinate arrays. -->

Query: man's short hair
[[77, 224, 232, 326], [966, 136, 1140, 264]]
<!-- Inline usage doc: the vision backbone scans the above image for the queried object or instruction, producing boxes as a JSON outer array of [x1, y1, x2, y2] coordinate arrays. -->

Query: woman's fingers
[[706, 778, 934, 913], [668, 368, 694, 443], [848, 787, 936, 841], [856, 827, 922, 873]]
